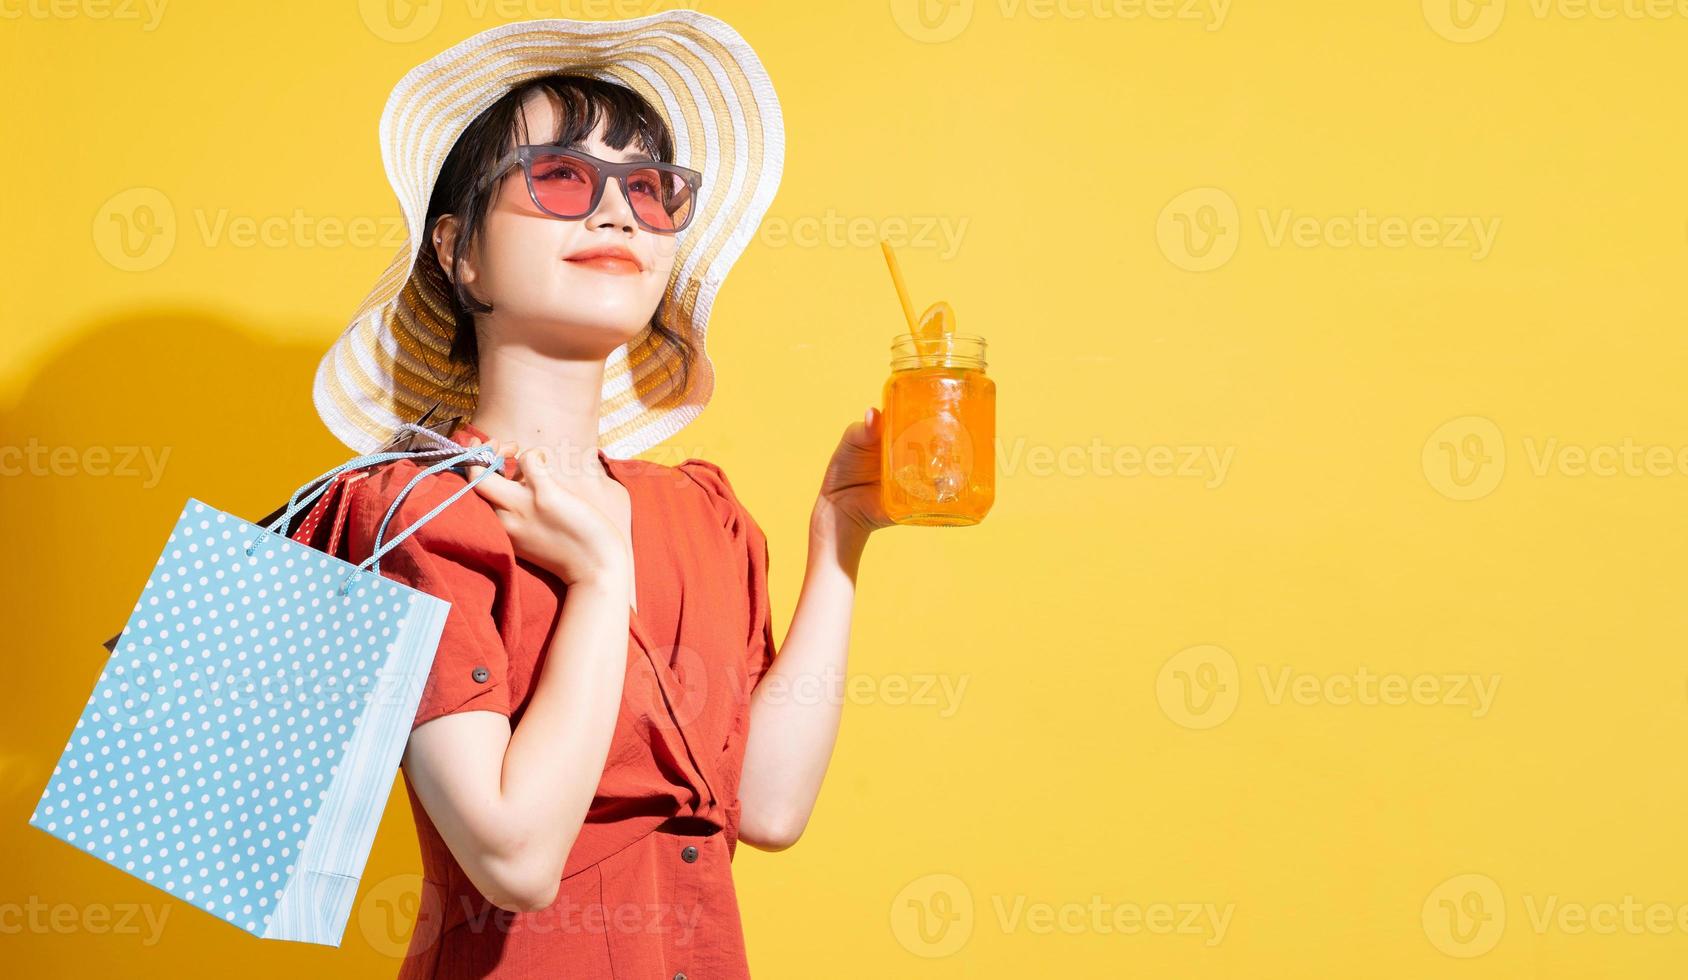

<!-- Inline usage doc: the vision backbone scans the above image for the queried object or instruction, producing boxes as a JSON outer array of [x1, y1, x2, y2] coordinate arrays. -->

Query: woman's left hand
[[816, 407, 895, 537]]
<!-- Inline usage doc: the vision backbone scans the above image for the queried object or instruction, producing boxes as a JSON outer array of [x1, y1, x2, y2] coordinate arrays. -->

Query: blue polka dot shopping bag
[[27, 425, 500, 946]]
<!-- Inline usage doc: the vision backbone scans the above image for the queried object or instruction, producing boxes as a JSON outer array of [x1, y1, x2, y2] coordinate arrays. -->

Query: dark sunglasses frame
[[479, 144, 703, 235]]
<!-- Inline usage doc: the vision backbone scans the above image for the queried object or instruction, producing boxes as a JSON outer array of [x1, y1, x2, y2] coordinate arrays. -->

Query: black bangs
[[517, 77, 675, 164]]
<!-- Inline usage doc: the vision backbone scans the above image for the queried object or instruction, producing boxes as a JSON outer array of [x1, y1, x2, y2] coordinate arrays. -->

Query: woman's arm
[[736, 502, 868, 850], [400, 573, 631, 912], [737, 411, 888, 850]]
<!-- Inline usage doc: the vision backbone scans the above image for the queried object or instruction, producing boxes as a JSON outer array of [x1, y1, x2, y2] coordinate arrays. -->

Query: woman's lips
[[566, 256, 643, 275]]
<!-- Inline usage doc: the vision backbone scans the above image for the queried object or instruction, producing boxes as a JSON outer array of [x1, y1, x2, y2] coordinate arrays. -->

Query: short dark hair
[[413, 73, 694, 402]]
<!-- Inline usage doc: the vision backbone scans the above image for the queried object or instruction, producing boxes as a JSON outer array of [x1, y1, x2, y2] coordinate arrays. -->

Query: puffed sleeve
[[678, 459, 778, 690], [341, 463, 513, 730]]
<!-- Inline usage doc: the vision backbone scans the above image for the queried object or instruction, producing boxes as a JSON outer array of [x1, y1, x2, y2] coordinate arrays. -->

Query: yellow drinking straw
[[880, 240, 920, 338]]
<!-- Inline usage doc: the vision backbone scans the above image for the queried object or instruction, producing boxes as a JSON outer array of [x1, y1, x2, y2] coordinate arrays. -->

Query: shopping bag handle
[[243, 423, 477, 553], [238, 425, 503, 596], [332, 447, 503, 595]]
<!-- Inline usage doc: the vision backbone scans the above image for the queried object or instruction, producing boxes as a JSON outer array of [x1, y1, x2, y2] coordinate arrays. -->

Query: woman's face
[[444, 91, 680, 359]]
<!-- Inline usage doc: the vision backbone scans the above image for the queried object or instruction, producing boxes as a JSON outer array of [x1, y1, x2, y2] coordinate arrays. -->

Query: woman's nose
[[589, 176, 639, 231]]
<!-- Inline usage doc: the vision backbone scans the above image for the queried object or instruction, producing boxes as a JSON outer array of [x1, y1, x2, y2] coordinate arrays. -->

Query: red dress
[[332, 420, 777, 978]]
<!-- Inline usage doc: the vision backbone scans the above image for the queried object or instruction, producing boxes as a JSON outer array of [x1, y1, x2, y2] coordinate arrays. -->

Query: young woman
[[312, 15, 888, 979]]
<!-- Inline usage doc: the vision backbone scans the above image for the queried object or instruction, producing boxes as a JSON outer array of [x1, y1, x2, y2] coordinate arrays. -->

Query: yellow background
[[5, 0, 1688, 976]]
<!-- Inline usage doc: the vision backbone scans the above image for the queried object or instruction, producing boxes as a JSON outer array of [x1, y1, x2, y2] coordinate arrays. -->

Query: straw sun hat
[[312, 11, 786, 458]]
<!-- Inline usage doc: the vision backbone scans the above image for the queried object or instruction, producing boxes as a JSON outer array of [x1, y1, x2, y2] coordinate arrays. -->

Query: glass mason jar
[[880, 333, 995, 526]]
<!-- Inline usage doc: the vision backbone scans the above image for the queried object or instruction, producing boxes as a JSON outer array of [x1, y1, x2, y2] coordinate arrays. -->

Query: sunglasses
[[480, 145, 703, 235]]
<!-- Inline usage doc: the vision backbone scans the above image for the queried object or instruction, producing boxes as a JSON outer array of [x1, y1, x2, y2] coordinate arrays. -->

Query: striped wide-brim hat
[[313, 11, 785, 458]]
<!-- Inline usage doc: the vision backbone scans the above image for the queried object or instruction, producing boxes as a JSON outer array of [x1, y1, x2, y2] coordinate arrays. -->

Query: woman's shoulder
[[643, 455, 762, 537]]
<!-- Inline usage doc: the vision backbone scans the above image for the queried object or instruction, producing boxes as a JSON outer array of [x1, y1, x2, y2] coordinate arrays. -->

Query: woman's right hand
[[463, 441, 630, 589]]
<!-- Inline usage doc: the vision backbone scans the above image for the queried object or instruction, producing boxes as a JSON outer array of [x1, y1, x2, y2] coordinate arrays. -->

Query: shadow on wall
[[0, 309, 349, 883]]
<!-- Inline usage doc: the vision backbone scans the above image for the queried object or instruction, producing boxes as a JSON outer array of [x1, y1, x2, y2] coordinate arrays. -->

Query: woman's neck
[[468, 345, 613, 481]]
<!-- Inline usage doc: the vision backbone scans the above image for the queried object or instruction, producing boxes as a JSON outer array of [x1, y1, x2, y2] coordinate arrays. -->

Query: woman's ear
[[431, 214, 480, 294]]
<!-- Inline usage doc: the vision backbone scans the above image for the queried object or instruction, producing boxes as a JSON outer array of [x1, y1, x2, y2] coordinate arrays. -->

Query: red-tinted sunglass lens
[[528, 153, 598, 216], [626, 168, 694, 232]]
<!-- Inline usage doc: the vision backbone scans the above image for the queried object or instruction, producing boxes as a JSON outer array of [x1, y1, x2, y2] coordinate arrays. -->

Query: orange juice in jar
[[881, 333, 994, 525]]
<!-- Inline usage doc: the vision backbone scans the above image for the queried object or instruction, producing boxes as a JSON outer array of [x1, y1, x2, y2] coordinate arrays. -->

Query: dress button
[[680, 845, 698, 863], [674, 973, 687, 980], [471, 666, 489, 683]]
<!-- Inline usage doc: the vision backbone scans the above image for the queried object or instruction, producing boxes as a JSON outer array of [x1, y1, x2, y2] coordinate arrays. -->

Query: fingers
[[470, 467, 525, 511], [842, 410, 879, 450], [466, 438, 525, 510], [462, 440, 593, 514], [518, 446, 565, 510]]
